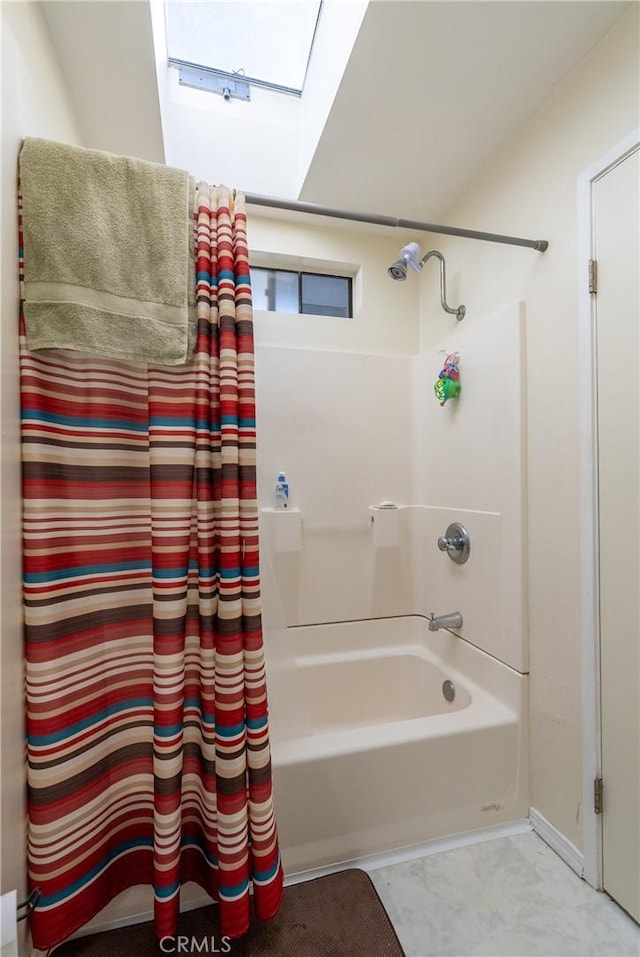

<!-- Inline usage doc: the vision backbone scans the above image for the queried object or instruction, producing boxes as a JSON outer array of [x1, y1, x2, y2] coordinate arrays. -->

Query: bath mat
[[51, 869, 405, 956]]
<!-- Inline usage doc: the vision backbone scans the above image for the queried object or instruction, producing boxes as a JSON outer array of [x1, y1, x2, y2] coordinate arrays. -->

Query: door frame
[[577, 128, 639, 891]]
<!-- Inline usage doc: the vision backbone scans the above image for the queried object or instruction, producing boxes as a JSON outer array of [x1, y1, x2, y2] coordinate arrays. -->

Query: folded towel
[[20, 138, 196, 364]]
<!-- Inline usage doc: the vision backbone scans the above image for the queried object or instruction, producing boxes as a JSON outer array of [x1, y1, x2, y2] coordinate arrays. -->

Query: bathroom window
[[251, 268, 353, 318]]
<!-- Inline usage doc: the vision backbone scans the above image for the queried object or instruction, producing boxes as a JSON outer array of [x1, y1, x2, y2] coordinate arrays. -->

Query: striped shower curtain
[[20, 184, 283, 951]]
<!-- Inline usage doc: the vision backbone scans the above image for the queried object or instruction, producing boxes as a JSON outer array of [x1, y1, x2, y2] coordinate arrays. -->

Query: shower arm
[[420, 250, 466, 322]]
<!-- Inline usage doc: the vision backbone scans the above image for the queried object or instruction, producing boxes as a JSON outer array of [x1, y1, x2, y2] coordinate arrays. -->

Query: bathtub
[[264, 615, 528, 874]]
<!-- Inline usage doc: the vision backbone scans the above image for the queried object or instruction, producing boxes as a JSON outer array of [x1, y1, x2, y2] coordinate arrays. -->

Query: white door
[[593, 145, 639, 922]]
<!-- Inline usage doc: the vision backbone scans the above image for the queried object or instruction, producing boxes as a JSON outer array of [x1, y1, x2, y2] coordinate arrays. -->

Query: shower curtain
[[20, 183, 283, 951]]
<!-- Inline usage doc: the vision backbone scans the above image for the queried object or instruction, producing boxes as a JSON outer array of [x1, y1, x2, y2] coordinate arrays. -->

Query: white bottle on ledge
[[274, 471, 289, 509]]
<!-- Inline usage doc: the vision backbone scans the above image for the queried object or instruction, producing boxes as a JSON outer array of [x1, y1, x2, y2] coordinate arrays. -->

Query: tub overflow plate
[[442, 680, 456, 703]]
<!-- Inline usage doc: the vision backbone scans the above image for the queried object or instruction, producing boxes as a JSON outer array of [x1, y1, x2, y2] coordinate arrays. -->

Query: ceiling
[[301, 1, 632, 220], [41, 1, 632, 222], [41, 0, 166, 164]]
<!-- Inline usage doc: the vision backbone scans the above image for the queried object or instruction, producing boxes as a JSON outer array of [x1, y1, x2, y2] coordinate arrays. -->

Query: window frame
[[250, 266, 354, 319]]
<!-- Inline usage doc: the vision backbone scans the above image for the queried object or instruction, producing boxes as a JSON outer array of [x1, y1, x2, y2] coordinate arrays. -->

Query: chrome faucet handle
[[437, 522, 470, 565]]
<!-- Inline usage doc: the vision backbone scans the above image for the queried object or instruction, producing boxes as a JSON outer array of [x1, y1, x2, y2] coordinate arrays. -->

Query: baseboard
[[529, 806, 584, 877], [63, 888, 216, 942]]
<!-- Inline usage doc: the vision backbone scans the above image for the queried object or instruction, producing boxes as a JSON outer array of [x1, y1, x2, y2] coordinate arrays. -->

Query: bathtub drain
[[442, 680, 456, 702]]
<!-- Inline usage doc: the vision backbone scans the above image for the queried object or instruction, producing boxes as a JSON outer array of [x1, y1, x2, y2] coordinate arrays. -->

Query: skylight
[[165, 1, 323, 95]]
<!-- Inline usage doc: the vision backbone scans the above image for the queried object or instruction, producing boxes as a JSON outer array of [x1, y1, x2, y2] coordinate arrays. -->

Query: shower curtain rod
[[243, 192, 549, 252]]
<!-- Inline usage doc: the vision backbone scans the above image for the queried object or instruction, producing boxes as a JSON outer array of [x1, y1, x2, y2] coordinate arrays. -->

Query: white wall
[[249, 214, 420, 355], [40, 1, 165, 162], [417, 6, 639, 849], [295, 0, 368, 196], [163, 64, 302, 195], [0, 0, 83, 923]]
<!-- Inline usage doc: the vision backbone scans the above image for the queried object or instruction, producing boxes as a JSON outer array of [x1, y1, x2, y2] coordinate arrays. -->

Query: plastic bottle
[[274, 471, 289, 509]]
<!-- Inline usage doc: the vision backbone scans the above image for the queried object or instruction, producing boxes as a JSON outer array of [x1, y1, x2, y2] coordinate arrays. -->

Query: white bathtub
[[264, 615, 528, 874]]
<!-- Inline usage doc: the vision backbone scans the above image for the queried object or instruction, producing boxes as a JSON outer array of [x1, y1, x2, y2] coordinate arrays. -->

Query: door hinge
[[588, 259, 598, 294], [594, 776, 603, 814]]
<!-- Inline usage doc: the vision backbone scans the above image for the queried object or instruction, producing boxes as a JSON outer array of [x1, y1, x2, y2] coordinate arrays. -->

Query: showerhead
[[388, 242, 423, 281], [386, 243, 466, 320], [388, 259, 408, 281]]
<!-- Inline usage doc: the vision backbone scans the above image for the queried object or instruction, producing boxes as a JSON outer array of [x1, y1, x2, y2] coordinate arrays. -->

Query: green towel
[[20, 138, 196, 364]]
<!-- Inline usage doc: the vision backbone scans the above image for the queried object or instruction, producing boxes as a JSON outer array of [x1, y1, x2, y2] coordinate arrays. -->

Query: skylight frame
[[168, 57, 306, 98], [165, 2, 323, 98]]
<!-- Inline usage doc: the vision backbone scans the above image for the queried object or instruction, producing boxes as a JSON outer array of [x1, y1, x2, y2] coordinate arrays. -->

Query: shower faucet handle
[[437, 522, 470, 565]]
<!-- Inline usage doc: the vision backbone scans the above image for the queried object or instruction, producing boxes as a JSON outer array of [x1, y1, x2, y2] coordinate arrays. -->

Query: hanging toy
[[434, 351, 461, 406]]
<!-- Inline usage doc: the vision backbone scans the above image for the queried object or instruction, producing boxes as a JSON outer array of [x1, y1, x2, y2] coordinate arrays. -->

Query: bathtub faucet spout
[[429, 611, 463, 631]]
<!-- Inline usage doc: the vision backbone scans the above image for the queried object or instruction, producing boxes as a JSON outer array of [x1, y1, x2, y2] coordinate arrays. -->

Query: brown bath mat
[[52, 869, 405, 956]]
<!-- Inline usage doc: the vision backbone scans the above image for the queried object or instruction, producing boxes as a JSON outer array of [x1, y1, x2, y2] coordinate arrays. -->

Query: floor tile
[[369, 832, 639, 957]]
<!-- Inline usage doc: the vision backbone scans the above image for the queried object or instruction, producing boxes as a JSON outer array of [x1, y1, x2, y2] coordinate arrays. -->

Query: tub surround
[[262, 503, 525, 672], [412, 504, 526, 673], [257, 302, 527, 671], [412, 304, 528, 672]]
